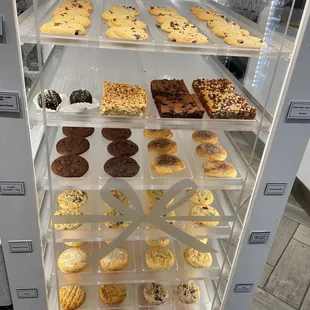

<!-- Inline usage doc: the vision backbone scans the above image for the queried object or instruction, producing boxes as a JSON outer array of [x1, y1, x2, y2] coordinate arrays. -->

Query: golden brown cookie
[[151, 155, 185, 175], [59, 285, 86, 310], [146, 206, 176, 225], [196, 143, 227, 161], [145, 189, 174, 206], [100, 247, 130, 271], [145, 247, 175, 270], [190, 6, 207, 15], [110, 190, 131, 205], [189, 205, 219, 227], [184, 247, 212, 268], [161, 19, 198, 33], [106, 27, 149, 40], [53, 7, 90, 18], [224, 35, 267, 48], [147, 138, 177, 155], [52, 14, 91, 28], [57, 190, 88, 209], [203, 160, 237, 178], [102, 10, 136, 21], [54, 209, 83, 230], [145, 239, 170, 247], [58, 247, 88, 273], [168, 31, 209, 44], [64, 242, 85, 247], [156, 14, 187, 24], [59, 2, 93, 13], [40, 22, 86, 35], [148, 6, 177, 16], [196, 11, 224, 21], [108, 18, 147, 29], [212, 26, 249, 38], [192, 130, 218, 144], [104, 208, 131, 229], [109, 5, 139, 16], [187, 189, 214, 205], [143, 282, 169, 305], [143, 129, 173, 139], [177, 281, 200, 303], [99, 284, 127, 305], [207, 19, 240, 29]]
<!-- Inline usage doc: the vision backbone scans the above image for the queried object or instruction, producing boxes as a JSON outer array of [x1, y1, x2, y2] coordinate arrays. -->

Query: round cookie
[[62, 127, 94, 138], [212, 26, 249, 38], [64, 242, 85, 247], [56, 136, 90, 156], [224, 35, 267, 48], [156, 14, 187, 24], [168, 31, 209, 44], [59, 285, 86, 310], [143, 129, 173, 139], [196, 143, 227, 161], [161, 20, 198, 33], [52, 14, 91, 28], [57, 190, 88, 209], [53, 8, 90, 18], [184, 247, 212, 268], [107, 140, 138, 157], [104, 208, 131, 229], [37, 89, 62, 110], [100, 247, 130, 271], [109, 5, 139, 16], [143, 282, 169, 305], [192, 130, 218, 144], [54, 208, 83, 230], [151, 155, 185, 175], [146, 206, 176, 225], [145, 239, 170, 247], [190, 6, 210, 15], [177, 281, 200, 304], [99, 284, 127, 305], [189, 205, 220, 227], [207, 19, 240, 29], [187, 189, 214, 205], [147, 138, 177, 155], [196, 11, 224, 21], [104, 157, 140, 177], [57, 247, 88, 273], [148, 6, 177, 16], [203, 160, 237, 178], [59, 2, 93, 13], [51, 155, 89, 177], [101, 128, 131, 141], [69, 89, 92, 103], [102, 10, 136, 21], [106, 27, 149, 40], [145, 247, 175, 270], [145, 189, 174, 206], [108, 18, 147, 29], [110, 190, 131, 205], [40, 21, 87, 35]]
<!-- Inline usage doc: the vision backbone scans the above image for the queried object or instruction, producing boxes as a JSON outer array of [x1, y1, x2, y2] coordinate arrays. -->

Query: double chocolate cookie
[[62, 127, 94, 138], [101, 128, 132, 141], [51, 155, 89, 177], [56, 136, 90, 155], [107, 140, 138, 157], [104, 157, 140, 177]]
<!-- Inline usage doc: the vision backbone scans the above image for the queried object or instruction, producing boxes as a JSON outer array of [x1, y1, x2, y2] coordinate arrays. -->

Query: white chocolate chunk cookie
[[53, 8, 90, 17], [168, 31, 208, 44], [156, 14, 187, 24], [108, 18, 147, 29], [52, 14, 91, 28], [161, 19, 198, 33], [106, 27, 148, 40], [224, 35, 267, 48], [40, 22, 86, 35], [148, 6, 177, 16]]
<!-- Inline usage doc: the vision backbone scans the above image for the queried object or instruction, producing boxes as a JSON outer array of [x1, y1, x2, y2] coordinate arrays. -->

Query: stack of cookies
[[192, 78, 256, 120], [148, 6, 209, 44], [151, 79, 205, 119], [144, 129, 185, 175], [191, 5, 267, 48], [41, 0, 93, 36], [102, 128, 140, 178], [102, 5, 149, 41], [192, 130, 237, 178]]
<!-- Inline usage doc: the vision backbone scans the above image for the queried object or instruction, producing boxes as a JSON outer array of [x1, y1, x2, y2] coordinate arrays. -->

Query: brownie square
[[199, 90, 256, 119], [151, 79, 190, 98], [154, 94, 205, 118]]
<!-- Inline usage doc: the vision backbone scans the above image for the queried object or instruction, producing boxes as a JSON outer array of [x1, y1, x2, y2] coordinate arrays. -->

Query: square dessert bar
[[100, 81, 147, 116], [154, 94, 205, 118], [192, 78, 235, 94], [151, 79, 190, 98], [198, 90, 256, 119]]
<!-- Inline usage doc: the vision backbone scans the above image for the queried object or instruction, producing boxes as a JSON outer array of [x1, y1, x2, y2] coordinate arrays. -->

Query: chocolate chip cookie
[[62, 127, 94, 138], [56, 136, 90, 156], [51, 155, 89, 177], [143, 282, 169, 305], [104, 157, 140, 177], [101, 128, 132, 141], [107, 140, 138, 157]]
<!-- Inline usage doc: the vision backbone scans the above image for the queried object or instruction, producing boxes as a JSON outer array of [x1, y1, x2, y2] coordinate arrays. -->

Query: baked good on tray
[[99, 284, 127, 305], [151, 79, 189, 97], [62, 127, 94, 138], [52, 14, 91, 28], [148, 6, 177, 16], [100, 81, 147, 116], [147, 138, 177, 155], [177, 281, 200, 304], [101, 128, 132, 140], [192, 78, 235, 94], [53, 7, 90, 18], [145, 247, 175, 270], [106, 27, 149, 40], [192, 130, 218, 144], [203, 160, 237, 178], [196, 143, 227, 161], [57, 247, 88, 273], [143, 129, 173, 139], [40, 21, 87, 36], [51, 155, 89, 177], [143, 283, 169, 305], [56, 136, 90, 156], [59, 285, 86, 310], [37, 89, 62, 110], [154, 94, 205, 119], [151, 155, 185, 175], [100, 247, 130, 271], [168, 31, 209, 44], [107, 140, 139, 157], [161, 19, 198, 33], [104, 157, 140, 177], [156, 14, 187, 24], [108, 18, 147, 29], [184, 247, 212, 268]]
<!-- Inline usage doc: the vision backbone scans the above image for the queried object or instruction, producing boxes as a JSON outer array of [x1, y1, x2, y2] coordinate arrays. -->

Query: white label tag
[[17, 289, 38, 299], [264, 183, 286, 195], [287, 101, 310, 120], [0, 182, 25, 195], [234, 284, 253, 293], [9, 241, 32, 253], [0, 92, 20, 112]]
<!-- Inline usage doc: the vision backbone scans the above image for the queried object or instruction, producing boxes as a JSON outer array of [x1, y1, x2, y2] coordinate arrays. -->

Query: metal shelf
[[18, 0, 292, 58], [28, 46, 271, 131]]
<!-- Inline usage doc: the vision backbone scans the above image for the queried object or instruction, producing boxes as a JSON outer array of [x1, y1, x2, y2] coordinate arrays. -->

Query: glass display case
[[0, 0, 310, 309]]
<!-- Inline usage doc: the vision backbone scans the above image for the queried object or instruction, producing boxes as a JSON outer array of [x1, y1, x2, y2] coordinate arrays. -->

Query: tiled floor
[[251, 199, 310, 309]]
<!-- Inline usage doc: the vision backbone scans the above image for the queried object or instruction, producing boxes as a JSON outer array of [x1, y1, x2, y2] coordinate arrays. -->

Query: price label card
[[0, 92, 20, 112], [287, 101, 310, 121], [0, 182, 25, 195]]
